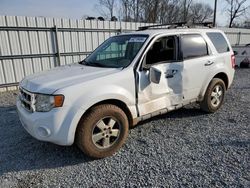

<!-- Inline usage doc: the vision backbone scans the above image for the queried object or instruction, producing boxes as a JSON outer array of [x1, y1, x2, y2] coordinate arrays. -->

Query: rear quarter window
[[206, 32, 230, 53], [181, 34, 208, 60]]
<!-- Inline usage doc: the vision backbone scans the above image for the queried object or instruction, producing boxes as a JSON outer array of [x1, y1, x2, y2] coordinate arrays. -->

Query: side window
[[207, 32, 230, 53], [181, 34, 208, 60], [146, 36, 177, 65]]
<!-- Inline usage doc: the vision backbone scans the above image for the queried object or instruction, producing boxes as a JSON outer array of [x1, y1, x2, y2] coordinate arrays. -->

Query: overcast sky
[[0, 0, 249, 26]]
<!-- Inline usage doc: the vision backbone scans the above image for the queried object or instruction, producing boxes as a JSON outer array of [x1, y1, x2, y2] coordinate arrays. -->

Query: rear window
[[181, 34, 208, 59], [207, 32, 230, 53]]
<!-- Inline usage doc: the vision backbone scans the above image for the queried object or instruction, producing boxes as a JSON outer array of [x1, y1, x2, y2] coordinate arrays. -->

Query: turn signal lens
[[54, 95, 64, 107]]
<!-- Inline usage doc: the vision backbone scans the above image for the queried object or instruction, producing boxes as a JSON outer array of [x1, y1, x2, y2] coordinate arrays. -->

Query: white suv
[[17, 26, 235, 158]]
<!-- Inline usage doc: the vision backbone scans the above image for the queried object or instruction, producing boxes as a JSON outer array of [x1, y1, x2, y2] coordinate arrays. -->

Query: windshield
[[81, 34, 148, 68]]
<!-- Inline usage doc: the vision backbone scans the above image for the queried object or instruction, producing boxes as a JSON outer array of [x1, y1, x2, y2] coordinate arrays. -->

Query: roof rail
[[190, 22, 214, 28], [137, 21, 214, 31], [138, 22, 187, 31]]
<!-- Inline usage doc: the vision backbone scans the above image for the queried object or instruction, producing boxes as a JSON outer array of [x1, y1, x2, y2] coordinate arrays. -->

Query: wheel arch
[[75, 99, 134, 136], [89, 99, 134, 127], [199, 71, 229, 101], [213, 72, 229, 89]]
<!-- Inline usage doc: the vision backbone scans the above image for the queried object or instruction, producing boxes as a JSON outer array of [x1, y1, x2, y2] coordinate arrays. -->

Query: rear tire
[[200, 78, 226, 113], [75, 104, 129, 159]]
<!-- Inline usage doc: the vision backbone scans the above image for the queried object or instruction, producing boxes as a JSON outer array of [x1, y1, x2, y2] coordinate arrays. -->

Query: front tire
[[75, 104, 129, 159], [200, 78, 226, 113]]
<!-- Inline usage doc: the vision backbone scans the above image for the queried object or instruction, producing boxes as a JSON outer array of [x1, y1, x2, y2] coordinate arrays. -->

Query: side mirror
[[149, 67, 161, 84]]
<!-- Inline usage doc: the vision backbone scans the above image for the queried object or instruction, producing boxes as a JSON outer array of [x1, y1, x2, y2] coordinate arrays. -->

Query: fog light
[[37, 127, 51, 137]]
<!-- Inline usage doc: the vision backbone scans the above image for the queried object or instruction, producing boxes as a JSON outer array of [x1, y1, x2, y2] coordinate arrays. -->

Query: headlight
[[35, 94, 64, 112]]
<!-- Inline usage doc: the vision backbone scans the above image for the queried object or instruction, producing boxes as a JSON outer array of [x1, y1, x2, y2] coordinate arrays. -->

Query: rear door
[[180, 34, 213, 100]]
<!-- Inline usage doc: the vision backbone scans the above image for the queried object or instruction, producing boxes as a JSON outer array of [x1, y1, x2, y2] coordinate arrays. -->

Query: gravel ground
[[0, 69, 249, 187]]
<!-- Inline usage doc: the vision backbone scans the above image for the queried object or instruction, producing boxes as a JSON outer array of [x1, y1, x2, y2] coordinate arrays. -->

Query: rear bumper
[[227, 68, 235, 89]]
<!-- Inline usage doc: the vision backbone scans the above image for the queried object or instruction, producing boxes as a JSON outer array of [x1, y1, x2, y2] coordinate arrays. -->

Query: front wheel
[[75, 104, 129, 159], [200, 78, 226, 113]]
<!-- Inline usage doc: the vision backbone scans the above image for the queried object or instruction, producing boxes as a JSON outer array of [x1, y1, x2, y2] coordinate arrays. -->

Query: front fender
[[59, 84, 136, 145]]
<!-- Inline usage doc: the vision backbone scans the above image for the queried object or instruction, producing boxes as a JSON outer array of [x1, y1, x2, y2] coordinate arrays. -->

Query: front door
[[136, 33, 212, 116], [137, 35, 184, 116]]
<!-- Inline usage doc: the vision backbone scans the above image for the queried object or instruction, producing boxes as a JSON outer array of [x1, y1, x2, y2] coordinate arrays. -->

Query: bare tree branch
[[190, 3, 213, 23], [95, 0, 214, 24], [97, 0, 116, 20], [225, 0, 249, 27]]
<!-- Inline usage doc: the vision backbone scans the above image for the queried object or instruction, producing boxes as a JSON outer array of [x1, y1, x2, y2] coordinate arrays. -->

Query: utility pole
[[213, 0, 217, 27], [184, 0, 187, 22]]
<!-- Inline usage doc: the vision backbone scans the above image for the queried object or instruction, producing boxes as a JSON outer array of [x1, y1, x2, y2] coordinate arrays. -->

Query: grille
[[19, 87, 34, 112]]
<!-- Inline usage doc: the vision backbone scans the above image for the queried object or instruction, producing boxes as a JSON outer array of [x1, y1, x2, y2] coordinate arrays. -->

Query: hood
[[20, 64, 120, 94]]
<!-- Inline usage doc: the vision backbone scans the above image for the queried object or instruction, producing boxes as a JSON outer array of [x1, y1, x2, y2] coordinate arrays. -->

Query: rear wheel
[[75, 104, 129, 159], [200, 78, 226, 113]]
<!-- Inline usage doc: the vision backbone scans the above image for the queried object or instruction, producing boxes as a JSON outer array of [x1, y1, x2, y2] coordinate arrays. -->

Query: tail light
[[231, 54, 235, 69]]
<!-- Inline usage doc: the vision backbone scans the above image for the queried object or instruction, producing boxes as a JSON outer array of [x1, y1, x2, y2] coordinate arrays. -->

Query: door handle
[[165, 69, 178, 78], [166, 74, 174, 78], [204, 61, 214, 66]]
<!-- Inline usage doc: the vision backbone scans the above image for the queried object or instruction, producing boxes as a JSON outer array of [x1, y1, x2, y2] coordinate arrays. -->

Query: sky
[[0, 0, 249, 26]]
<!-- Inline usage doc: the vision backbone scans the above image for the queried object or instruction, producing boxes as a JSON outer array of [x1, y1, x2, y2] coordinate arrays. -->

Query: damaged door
[[180, 34, 212, 100], [137, 35, 184, 116]]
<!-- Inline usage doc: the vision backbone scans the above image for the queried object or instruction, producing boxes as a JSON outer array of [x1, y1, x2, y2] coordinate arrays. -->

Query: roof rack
[[189, 22, 213, 28], [137, 21, 213, 31], [138, 22, 187, 31]]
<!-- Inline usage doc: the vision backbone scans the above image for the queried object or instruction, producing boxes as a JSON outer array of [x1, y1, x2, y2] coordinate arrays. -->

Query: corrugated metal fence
[[222, 27, 250, 46], [1, 15, 250, 90]]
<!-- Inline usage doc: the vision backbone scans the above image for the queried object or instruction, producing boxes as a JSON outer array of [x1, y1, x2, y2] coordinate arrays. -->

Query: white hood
[[19, 64, 120, 94]]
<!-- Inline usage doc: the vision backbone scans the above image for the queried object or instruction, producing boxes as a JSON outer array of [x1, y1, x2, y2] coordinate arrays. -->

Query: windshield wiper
[[89, 62, 108, 67], [79, 60, 112, 68], [79, 60, 98, 67], [79, 60, 93, 66], [79, 60, 90, 65]]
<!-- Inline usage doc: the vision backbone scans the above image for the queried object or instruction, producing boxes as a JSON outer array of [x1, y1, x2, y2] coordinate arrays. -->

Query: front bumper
[[16, 99, 74, 146]]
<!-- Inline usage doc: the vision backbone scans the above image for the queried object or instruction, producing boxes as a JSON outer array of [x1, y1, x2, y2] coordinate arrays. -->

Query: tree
[[143, 0, 160, 23], [190, 3, 213, 23], [97, 0, 116, 20], [225, 0, 249, 28], [119, 0, 185, 23], [111, 16, 118, 21], [120, 0, 139, 22], [158, 0, 183, 24], [120, 0, 152, 22], [86, 16, 96, 20], [96, 0, 215, 24], [182, 0, 193, 22], [97, 16, 105, 21]]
